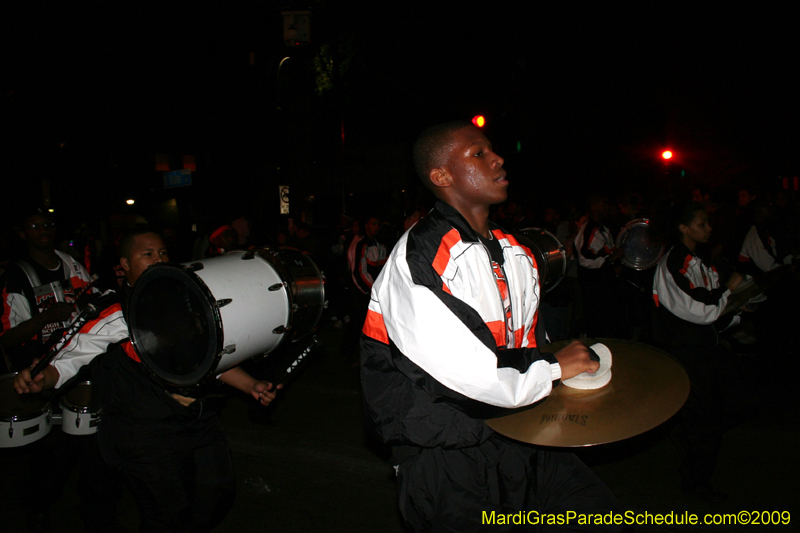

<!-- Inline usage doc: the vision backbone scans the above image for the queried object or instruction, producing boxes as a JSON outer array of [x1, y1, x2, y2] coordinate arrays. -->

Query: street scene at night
[[1, 3, 799, 532]]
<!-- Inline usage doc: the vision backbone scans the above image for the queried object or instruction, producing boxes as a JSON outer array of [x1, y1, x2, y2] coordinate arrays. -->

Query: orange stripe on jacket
[[362, 309, 389, 344], [485, 320, 505, 348], [122, 339, 141, 362], [0, 287, 11, 334], [432, 229, 462, 277]]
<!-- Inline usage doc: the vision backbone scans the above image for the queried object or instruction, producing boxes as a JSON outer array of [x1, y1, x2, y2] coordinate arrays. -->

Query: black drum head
[[128, 264, 222, 388]]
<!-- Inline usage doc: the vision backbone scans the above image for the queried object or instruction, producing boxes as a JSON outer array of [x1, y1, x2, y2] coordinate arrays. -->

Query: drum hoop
[[619, 218, 664, 270], [129, 263, 224, 388], [518, 228, 567, 292], [0, 373, 51, 420], [61, 382, 93, 412], [258, 249, 325, 342]]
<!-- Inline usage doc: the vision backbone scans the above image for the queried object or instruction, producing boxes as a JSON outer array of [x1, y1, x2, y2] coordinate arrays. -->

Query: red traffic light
[[471, 115, 486, 128]]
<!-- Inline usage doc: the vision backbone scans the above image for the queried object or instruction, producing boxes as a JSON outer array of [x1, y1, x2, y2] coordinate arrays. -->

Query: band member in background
[[1, 208, 94, 372], [652, 201, 749, 501], [574, 195, 626, 338], [361, 121, 620, 531], [341, 215, 387, 362], [15, 229, 281, 532], [738, 201, 794, 275], [1, 207, 122, 532]]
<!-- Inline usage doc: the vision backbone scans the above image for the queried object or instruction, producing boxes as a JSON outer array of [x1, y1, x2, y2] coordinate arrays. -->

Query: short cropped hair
[[119, 229, 160, 260], [412, 120, 473, 188]]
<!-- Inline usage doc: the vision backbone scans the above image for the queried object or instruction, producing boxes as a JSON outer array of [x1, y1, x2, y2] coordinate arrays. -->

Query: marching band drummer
[[361, 121, 621, 532], [1, 206, 125, 533], [738, 201, 795, 276], [651, 201, 748, 501], [15, 229, 282, 532]]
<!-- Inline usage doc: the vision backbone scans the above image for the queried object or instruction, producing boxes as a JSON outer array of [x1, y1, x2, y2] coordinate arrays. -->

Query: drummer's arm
[[13, 363, 60, 395], [726, 272, 744, 291], [218, 367, 283, 406]]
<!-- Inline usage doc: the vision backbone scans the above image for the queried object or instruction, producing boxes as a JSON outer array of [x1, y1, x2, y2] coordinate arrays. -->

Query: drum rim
[[518, 227, 567, 292], [0, 373, 51, 420], [619, 218, 664, 270], [128, 263, 223, 388], [60, 381, 93, 412], [259, 249, 326, 341]]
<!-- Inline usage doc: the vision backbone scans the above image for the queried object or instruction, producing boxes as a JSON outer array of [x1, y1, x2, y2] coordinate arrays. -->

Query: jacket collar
[[433, 201, 504, 244]]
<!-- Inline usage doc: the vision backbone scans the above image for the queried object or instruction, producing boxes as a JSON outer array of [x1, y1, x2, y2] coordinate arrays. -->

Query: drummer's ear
[[430, 167, 452, 189], [120, 257, 131, 273]]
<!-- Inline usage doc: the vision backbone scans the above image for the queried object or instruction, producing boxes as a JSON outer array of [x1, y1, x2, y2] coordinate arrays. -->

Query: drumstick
[[37, 275, 101, 354], [30, 293, 116, 378], [273, 336, 321, 385]]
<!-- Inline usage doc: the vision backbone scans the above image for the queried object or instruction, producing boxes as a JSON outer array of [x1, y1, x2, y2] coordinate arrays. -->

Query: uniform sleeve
[[353, 239, 374, 293], [1, 289, 33, 334], [739, 226, 779, 273], [373, 246, 560, 412], [51, 303, 130, 388], [580, 225, 613, 260], [658, 254, 728, 325]]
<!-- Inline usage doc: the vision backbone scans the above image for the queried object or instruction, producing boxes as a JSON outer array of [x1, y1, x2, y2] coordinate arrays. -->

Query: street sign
[[163, 169, 192, 189], [280, 185, 290, 214]]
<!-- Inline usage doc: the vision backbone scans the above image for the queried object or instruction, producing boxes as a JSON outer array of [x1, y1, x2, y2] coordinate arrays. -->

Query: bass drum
[[616, 218, 664, 270], [516, 228, 567, 292], [0, 373, 52, 448], [128, 249, 325, 388]]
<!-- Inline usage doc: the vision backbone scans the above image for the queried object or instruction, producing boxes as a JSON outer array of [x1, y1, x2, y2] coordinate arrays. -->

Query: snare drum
[[60, 381, 98, 435], [128, 249, 325, 388], [516, 228, 567, 292], [616, 218, 664, 270], [0, 373, 52, 448]]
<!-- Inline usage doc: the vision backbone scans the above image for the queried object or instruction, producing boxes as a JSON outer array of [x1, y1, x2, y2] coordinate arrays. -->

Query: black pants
[[396, 435, 622, 532], [98, 414, 235, 533], [653, 309, 756, 489], [21, 429, 123, 532]]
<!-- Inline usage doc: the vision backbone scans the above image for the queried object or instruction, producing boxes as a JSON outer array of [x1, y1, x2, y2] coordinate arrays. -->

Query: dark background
[[3, 2, 798, 239]]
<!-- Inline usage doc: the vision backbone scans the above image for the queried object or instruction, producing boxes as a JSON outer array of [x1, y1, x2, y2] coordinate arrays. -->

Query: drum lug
[[188, 262, 204, 271], [221, 344, 236, 355], [268, 282, 286, 292], [8, 422, 12, 440], [242, 251, 256, 260], [273, 325, 289, 334], [216, 298, 233, 308]]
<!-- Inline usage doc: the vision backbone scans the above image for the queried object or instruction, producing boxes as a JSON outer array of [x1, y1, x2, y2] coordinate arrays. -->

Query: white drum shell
[[190, 253, 290, 374], [0, 374, 53, 448], [60, 382, 99, 436]]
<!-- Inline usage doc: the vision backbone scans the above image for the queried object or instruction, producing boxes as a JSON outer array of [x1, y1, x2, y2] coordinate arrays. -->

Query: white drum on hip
[[0, 373, 52, 448], [60, 381, 98, 435], [128, 249, 325, 388]]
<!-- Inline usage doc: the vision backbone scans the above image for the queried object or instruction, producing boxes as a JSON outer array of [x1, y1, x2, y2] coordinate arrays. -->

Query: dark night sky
[[3, 2, 799, 228]]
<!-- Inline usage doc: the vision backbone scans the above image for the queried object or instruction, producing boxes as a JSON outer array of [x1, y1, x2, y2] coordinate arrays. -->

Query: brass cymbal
[[486, 339, 689, 447], [722, 265, 791, 315]]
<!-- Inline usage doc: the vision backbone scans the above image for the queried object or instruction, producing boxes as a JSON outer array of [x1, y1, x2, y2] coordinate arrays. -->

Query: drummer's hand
[[38, 302, 74, 325], [13, 361, 47, 394], [726, 272, 744, 291], [251, 381, 283, 407], [611, 248, 624, 262], [555, 341, 600, 381]]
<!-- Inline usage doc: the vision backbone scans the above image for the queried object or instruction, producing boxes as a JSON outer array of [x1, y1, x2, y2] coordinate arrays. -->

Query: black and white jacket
[[361, 202, 560, 452]]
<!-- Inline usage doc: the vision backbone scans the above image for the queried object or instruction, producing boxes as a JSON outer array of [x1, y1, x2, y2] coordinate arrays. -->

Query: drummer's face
[[123, 233, 169, 285], [682, 210, 712, 244]]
